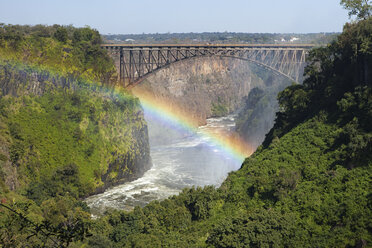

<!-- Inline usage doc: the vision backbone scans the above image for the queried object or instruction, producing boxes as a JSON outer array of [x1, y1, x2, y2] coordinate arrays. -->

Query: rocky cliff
[[133, 56, 264, 125], [0, 62, 151, 197], [131, 56, 292, 149], [235, 65, 293, 148]]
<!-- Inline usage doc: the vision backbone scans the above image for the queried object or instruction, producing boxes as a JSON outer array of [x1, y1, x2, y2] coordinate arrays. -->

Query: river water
[[85, 112, 243, 216]]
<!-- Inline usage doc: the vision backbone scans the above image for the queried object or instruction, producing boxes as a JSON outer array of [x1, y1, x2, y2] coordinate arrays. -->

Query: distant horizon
[[0, 22, 344, 35], [0, 22, 346, 36], [103, 31, 341, 35]]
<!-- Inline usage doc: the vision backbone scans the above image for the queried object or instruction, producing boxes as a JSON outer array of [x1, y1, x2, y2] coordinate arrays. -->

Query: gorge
[[85, 54, 294, 214], [0, 15, 371, 247]]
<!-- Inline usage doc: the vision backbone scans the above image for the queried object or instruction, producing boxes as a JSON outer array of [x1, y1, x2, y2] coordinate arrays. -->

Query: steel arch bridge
[[102, 44, 314, 88]]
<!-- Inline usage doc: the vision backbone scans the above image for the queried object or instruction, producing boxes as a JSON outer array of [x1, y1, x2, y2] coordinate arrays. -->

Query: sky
[[0, 0, 350, 34]]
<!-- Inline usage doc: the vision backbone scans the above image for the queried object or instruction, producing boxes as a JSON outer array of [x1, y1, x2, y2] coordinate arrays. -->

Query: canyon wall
[[133, 56, 264, 125], [130, 56, 293, 149], [0, 62, 151, 195], [235, 68, 292, 149]]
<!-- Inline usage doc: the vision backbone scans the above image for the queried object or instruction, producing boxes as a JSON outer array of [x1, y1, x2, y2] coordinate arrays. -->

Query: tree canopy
[[341, 0, 371, 19]]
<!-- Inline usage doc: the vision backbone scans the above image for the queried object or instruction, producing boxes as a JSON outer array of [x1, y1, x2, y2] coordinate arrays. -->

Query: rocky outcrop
[[133, 56, 264, 125], [0, 63, 80, 97], [235, 70, 292, 149], [0, 62, 151, 195], [97, 113, 152, 193], [130, 56, 293, 149]]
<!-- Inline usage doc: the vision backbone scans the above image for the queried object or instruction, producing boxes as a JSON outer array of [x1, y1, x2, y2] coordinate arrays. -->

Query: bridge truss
[[102, 44, 313, 88]]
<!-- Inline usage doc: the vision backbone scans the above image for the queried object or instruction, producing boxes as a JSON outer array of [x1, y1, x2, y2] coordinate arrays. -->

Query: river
[[85, 111, 243, 216]]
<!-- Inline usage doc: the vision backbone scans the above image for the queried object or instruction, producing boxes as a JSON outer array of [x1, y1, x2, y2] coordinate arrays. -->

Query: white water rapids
[[85, 112, 243, 216]]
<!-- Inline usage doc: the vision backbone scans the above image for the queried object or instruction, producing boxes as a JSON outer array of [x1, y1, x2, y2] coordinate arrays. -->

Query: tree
[[54, 27, 68, 43], [340, 0, 371, 20]]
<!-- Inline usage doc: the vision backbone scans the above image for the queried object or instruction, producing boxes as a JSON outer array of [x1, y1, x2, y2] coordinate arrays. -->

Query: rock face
[[235, 70, 293, 149], [97, 113, 152, 193], [133, 56, 264, 125], [0, 63, 151, 195], [130, 56, 292, 150], [0, 63, 74, 97]]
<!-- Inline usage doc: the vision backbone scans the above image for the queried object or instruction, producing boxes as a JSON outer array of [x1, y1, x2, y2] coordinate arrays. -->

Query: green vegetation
[[0, 24, 116, 84], [1, 86, 143, 199], [0, 24, 150, 247], [0, 84, 148, 246], [341, 0, 371, 19], [211, 97, 229, 117]]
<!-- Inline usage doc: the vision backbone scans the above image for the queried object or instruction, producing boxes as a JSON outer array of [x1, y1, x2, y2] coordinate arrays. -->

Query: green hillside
[[0, 25, 151, 247], [0, 24, 116, 84]]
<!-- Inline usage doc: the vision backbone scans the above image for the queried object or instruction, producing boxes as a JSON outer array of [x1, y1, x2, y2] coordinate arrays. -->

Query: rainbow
[[131, 88, 254, 162]]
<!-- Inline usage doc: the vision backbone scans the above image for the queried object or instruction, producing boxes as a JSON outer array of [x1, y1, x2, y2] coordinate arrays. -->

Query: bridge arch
[[220, 55, 301, 82], [102, 44, 313, 88]]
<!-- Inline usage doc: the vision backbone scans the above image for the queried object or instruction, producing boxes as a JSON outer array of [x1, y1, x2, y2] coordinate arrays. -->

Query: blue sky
[[0, 0, 349, 34]]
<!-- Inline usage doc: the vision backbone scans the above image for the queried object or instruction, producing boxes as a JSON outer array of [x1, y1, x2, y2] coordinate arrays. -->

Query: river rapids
[[85, 112, 243, 216]]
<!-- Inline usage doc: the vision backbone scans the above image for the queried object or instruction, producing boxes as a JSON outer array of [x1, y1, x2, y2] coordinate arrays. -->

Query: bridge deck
[[102, 44, 315, 49]]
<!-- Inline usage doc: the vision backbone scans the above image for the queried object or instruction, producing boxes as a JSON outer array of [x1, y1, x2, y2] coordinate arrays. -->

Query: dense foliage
[[0, 84, 147, 246], [0, 25, 150, 247], [211, 97, 229, 117], [0, 24, 116, 84], [341, 0, 371, 19], [1, 85, 143, 197]]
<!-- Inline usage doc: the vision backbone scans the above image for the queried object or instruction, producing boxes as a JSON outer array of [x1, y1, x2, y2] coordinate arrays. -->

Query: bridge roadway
[[102, 44, 314, 48], [102, 44, 315, 88]]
